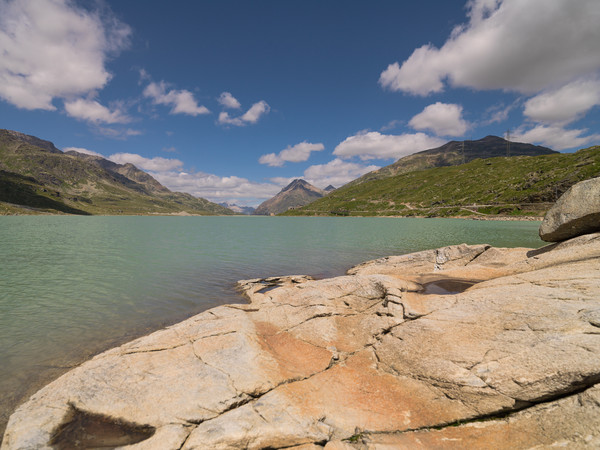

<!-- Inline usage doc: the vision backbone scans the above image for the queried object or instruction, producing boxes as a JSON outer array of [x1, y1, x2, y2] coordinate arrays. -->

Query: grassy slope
[[0, 131, 233, 215], [345, 135, 556, 188], [283, 146, 600, 218]]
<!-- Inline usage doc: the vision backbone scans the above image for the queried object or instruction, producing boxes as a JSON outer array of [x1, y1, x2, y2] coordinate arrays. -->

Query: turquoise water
[[0, 216, 543, 426]]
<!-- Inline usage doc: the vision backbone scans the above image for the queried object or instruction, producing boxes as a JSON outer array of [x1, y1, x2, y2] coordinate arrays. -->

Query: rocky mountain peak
[[254, 179, 326, 215]]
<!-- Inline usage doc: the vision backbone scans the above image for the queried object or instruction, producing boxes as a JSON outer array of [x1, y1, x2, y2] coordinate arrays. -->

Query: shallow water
[[0, 216, 543, 430]]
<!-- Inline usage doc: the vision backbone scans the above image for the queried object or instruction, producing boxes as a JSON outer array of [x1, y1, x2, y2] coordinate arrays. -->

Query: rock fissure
[[190, 330, 237, 343], [121, 342, 188, 355], [371, 381, 600, 440], [280, 312, 358, 333], [176, 428, 194, 450]]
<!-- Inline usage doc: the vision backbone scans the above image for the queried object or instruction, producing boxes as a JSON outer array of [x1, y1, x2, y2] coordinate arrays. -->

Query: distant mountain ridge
[[254, 179, 327, 215], [0, 129, 233, 215], [283, 144, 600, 218], [220, 202, 255, 215], [349, 135, 557, 186]]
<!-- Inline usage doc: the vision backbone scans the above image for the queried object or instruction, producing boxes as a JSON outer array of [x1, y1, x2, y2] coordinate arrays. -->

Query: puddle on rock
[[50, 407, 155, 449], [422, 279, 478, 295]]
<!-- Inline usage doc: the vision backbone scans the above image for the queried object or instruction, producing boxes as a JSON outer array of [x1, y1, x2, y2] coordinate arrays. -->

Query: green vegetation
[[0, 129, 234, 216], [282, 145, 600, 218], [345, 135, 556, 188]]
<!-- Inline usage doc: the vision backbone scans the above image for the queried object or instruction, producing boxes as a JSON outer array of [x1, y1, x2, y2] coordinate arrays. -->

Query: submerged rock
[[3, 235, 600, 449], [539, 176, 600, 242]]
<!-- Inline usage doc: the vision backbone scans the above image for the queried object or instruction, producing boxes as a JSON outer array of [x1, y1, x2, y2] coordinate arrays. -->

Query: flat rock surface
[[3, 234, 600, 449]]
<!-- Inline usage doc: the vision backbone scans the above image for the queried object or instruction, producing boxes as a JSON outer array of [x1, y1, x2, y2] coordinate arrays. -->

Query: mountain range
[[220, 202, 256, 215], [348, 135, 557, 186], [0, 129, 233, 215], [284, 143, 600, 218], [3, 129, 597, 219]]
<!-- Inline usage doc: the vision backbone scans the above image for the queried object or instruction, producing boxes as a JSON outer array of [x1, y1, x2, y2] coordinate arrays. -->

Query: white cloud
[[259, 141, 325, 167], [218, 112, 244, 126], [241, 101, 270, 123], [143, 81, 210, 116], [0, 0, 130, 110], [108, 153, 184, 172], [268, 158, 380, 190], [380, 0, 600, 96], [482, 101, 516, 125], [219, 100, 270, 126], [513, 125, 600, 150], [380, 120, 403, 132], [63, 147, 104, 157], [303, 159, 380, 189], [523, 78, 600, 124], [95, 127, 142, 140], [218, 92, 241, 109], [152, 170, 281, 204], [102, 151, 281, 205], [409, 102, 468, 137], [333, 131, 445, 161], [64, 98, 130, 124]]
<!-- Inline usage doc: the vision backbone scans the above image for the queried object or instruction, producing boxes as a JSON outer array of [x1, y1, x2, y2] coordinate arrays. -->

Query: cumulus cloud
[[259, 141, 325, 167], [103, 151, 280, 204], [95, 127, 142, 140], [152, 170, 280, 204], [218, 92, 241, 109], [219, 100, 270, 126], [409, 102, 468, 137], [513, 125, 600, 151], [333, 131, 445, 161], [241, 101, 270, 123], [0, 0, 130, 110], [380, 120, 403, 132], [64, 98, 130, 124], [143, 81, 210, 116], [63, 147, 104, 157], [523, 78, 600, 124], [269, 159, 380, 190], [482, 101, 517, 125], [218, 112, 244, 126], [379, 0, 600, 96], [108, 153, 184, 172], [303, 159, 380, 189]]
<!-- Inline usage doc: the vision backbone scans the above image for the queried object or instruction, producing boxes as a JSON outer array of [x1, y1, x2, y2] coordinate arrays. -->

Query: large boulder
[[3, 236, 600, 449], [539, 176, 600, 242]]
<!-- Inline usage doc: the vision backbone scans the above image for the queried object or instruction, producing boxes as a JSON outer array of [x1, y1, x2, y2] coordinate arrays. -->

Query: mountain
[[254, 179, 327, 215], [0, 129, 233, 215], [220, 202, 255, 215], [324, 185, 336, 192], [282, 144, 600, 218], [348, 135, 557, 187]]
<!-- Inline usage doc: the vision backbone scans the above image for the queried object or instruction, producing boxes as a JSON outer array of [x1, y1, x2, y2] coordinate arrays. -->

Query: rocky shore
[[3, 178, 600, 449]]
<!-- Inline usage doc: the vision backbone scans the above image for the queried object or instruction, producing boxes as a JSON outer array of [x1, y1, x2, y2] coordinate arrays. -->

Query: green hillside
[[283, 145, 600, 218], [0, 129, 233, 216], [346, 135, 556, 187]]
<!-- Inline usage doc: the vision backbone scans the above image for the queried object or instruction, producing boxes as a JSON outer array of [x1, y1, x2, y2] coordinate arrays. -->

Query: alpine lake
[[0, 215, 544, 432]]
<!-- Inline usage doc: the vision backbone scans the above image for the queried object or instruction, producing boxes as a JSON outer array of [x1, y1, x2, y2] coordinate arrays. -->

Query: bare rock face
[[539, 176, 600, 242], [3, 235, 600, 449]]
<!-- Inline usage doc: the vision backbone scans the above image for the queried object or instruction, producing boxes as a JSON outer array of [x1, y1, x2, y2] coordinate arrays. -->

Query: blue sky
[[1, 0, 599, 206]]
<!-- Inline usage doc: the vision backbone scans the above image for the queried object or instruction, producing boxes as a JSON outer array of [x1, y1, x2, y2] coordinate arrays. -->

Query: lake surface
[[0, 216, 543, 430]]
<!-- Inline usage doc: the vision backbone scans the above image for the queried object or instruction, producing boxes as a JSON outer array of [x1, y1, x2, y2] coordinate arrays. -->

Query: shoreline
[[0, 207, 544, 221], [4, 232, 600, 448]]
